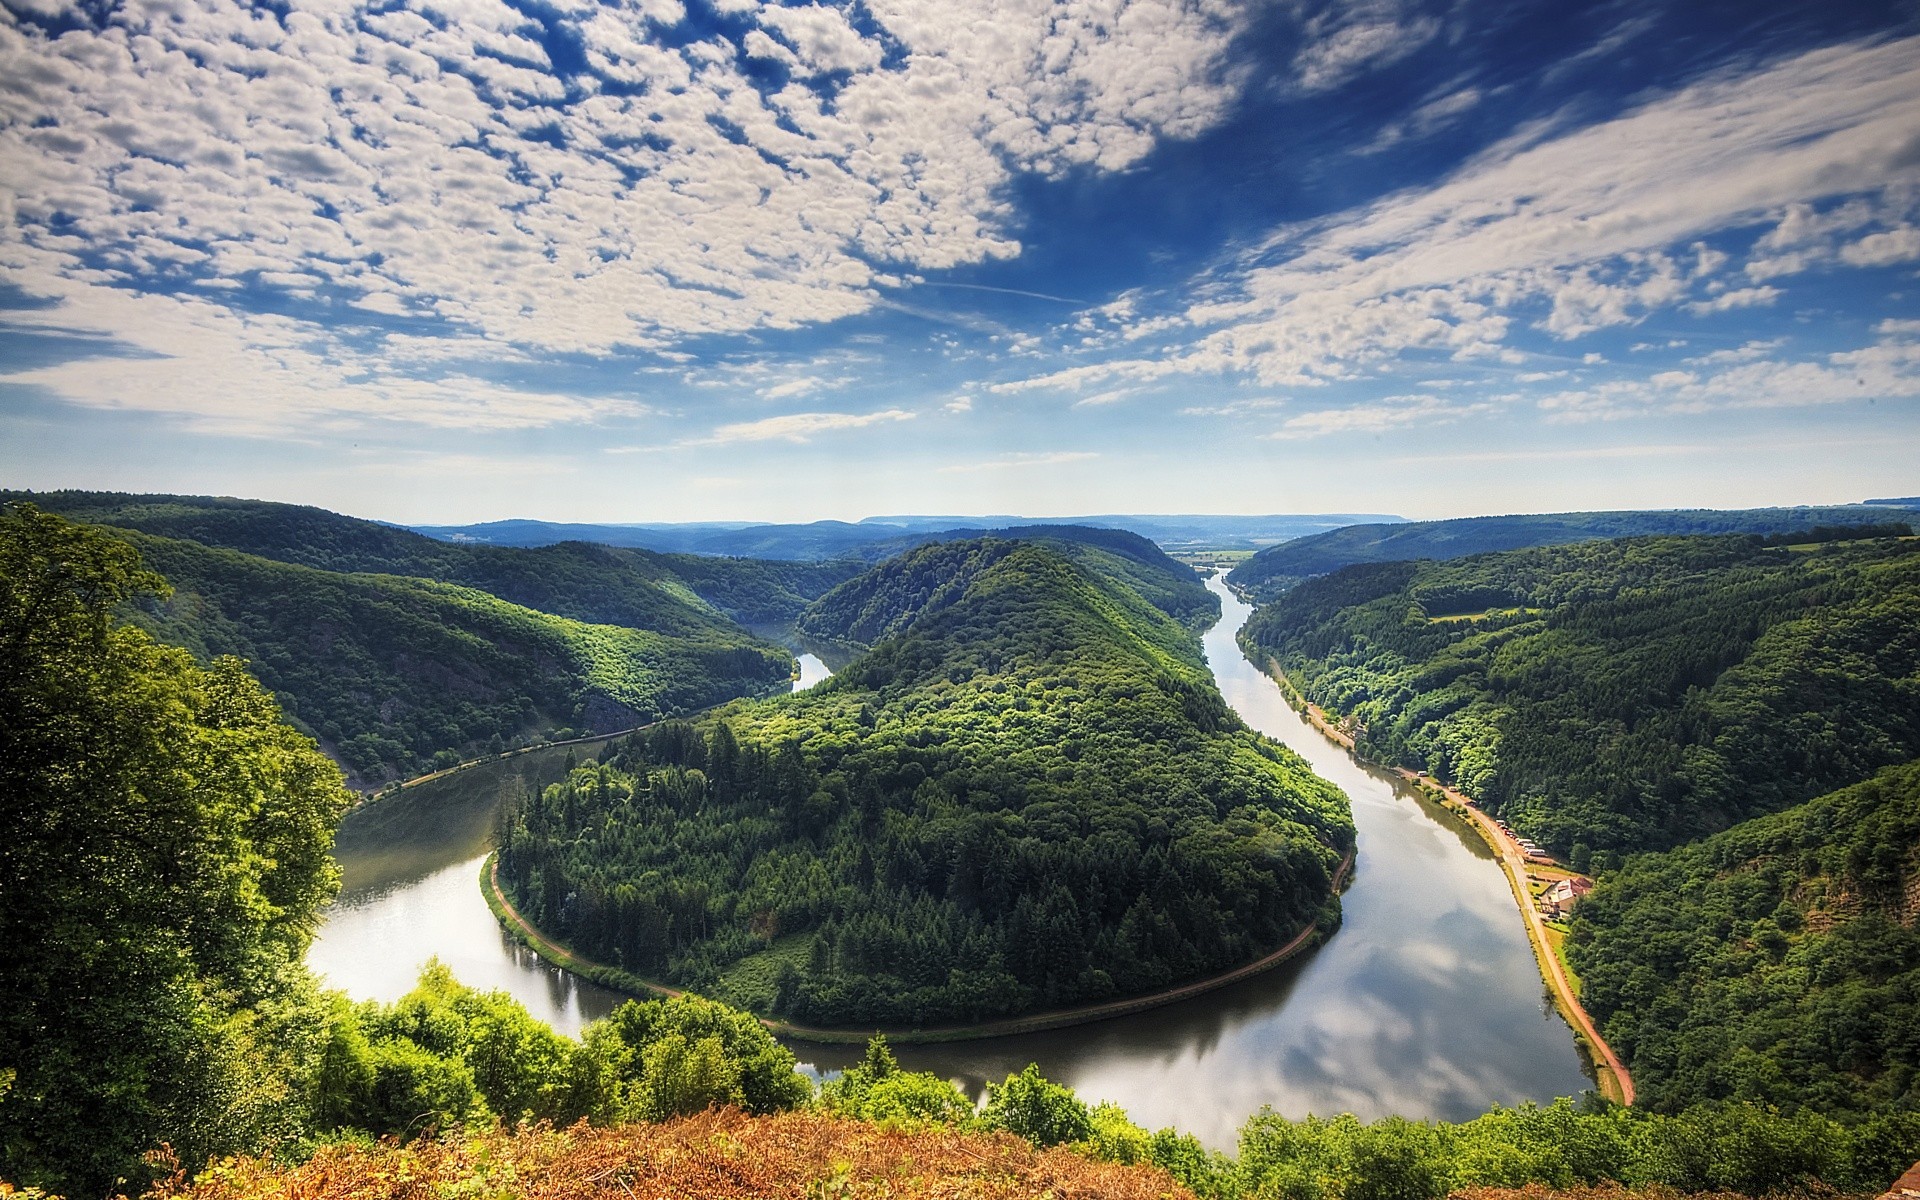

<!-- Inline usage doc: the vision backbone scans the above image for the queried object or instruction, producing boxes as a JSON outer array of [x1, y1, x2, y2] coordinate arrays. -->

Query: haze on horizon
[[2, 0, 1917, 525]]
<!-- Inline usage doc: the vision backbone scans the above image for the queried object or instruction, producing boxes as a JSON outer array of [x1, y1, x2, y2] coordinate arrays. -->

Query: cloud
[[1027, 37, 1920, 395], [0, 0, 1247, 426], [1687, 286, 1782, 315], [1290, 0, 1440, 94], [938, 450, 1099, 472], [943, 395, 974, 412], [703, 407, 915, 444], [1265, 393, 1506, 439], [1537, 325, 1920, 421], [0, 277, 626, 434]]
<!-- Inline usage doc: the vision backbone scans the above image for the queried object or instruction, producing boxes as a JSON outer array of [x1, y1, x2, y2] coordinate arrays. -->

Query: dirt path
[[1446, 794, 1634, 1105], [485, 849, 1354, 1045], [1256, 656, 1635, 1106]]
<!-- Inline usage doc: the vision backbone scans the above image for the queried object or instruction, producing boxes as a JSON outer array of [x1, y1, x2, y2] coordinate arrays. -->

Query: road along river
[[308, 573, 1591, 1149]]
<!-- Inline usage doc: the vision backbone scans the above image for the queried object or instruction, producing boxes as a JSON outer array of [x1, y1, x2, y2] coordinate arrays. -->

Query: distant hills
[[1227, 504, 1920, 600], [4, 491, 868, 785], [410, 512, 1403, 558]]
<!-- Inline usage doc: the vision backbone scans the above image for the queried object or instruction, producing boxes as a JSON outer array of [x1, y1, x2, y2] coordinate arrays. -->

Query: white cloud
[[1687, 286, 1782, 315], [1027, 37, 1920, 395], [943, 395, 974, 412], [938, 450, 1098, 472], [1538, 325, 1920, 421], [1265, 393, 1505, 439], [1687, 338, 1785, 365], [703, 407, 915, 443], [0, 0, 1246, 427], [1290, 0, 1440, 94], [1841, 225, 1920, 267]]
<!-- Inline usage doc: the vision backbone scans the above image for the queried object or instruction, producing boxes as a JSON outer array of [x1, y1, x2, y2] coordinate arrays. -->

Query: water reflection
[[794, 652, 832, 691], [308, 573, 1591, 1149]]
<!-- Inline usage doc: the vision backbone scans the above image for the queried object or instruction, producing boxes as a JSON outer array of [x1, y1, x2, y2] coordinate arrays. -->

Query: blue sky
[[1, 0, 1916, 523]]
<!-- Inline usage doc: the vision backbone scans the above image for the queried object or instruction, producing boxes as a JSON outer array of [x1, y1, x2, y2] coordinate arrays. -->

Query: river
[[307, 574, 1591, 1148]]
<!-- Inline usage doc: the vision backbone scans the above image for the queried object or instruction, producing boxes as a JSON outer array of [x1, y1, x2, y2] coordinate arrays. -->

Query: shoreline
[[482, 847, 1355, 1046], [1246, 651, 1634, 1107]]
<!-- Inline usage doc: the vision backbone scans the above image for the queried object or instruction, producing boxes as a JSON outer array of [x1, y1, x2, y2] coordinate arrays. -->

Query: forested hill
[[1569, 761, 1920, 1119], [795, 527, 1215, 650], [113, 528, 794, 785], [7, 490, 862, 626], [498, 538, 1352, 1027], [1227, 505, 1920, 600], [1240, 532, 1920, 859]]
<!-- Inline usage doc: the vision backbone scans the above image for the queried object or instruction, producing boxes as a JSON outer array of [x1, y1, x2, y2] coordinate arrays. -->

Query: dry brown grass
[[148, 1110, 1194, 1200]]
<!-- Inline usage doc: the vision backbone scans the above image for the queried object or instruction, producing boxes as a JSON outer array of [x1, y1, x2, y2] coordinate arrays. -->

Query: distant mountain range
[[1227, 503, 1920, 601], [408, 513, 1404, 558]]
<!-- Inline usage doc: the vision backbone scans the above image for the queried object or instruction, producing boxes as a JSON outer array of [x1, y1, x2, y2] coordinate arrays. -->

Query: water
[[794, 652, 831, 691], [308, 575, 1591, 1146]]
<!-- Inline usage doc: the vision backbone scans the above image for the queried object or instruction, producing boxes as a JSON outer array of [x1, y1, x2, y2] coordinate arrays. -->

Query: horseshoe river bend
[[307, 574, 1591, 1149]]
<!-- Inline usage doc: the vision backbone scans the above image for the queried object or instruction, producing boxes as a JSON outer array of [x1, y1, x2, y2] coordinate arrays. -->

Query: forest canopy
[[1569, 761, 1920, 1119], [499, 537, 1353, 1026], [1240, 533, 1920, 859]]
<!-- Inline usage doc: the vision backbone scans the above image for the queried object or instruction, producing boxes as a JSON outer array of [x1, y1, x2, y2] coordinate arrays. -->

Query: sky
[[1, 0, 1917, 524]]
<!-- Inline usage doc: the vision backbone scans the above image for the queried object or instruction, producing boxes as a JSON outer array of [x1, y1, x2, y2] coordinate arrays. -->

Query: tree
[[0, 506, 352, 1195]]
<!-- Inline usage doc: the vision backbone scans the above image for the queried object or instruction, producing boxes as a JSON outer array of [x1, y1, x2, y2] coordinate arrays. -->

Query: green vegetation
[[1570, 762, 1920, 1119], [1228, 506, 1920, 601], [114, 528, 793, 784], [8, 489, 863, 628], [3, 493, 875, 783], [0, 505, 354, 1195], [499, 537, 1351, 1026], [1241, 533, 1920, 858]]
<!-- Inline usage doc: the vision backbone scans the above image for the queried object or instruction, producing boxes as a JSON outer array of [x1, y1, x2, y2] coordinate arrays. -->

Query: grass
[[715, 933, 813, 1012], [1426, 606, 1542, 624], [1541, 922, 1584, 997]]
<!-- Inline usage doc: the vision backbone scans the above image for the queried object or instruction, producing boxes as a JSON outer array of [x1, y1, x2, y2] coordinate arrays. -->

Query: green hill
[[796, 526, 1216, 649], [1227, 506, 1920, 601], [1239, 532, 1920, 858], [7, 490, 862, 627], [497, 537, 1351, 1027], [111, 529, 794, 785], [1570, 761, 1920, 1119]]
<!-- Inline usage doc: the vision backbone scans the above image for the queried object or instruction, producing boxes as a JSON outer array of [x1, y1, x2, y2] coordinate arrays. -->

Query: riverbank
[[1245, 652, 1633, 1107], [482, 848, 1356, 1045]]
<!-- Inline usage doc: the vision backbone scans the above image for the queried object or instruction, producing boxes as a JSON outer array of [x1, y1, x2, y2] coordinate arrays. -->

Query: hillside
[[410, 511, 1403, 555], [1239, 532, 1920, 858], [498, 537, 1352, 1027], [1228, 506, 1920, 600], [796, 525, 1216, 648], [113, 529, 793, 785], [1570, 761, 1920, 1119], [7, 490, 860, 626]]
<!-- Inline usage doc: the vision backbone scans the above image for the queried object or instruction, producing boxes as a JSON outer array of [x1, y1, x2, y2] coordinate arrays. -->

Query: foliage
[[981, 1063, 1095, 1146], [499, 538, 1352, 1026], [818, 1037, 976, 1127], [1240, 534, 1920, 856], [7, 490, 859, 629], [1569, 761, 1920, 1119], [311, 967, 810, 1135], [144, 1108, 1197, 1200], [1227, 506, 1920, 601], [0, 505, 353, 1197], [1218, 1099, 1920, 1199], [111, 530, 793, 784]]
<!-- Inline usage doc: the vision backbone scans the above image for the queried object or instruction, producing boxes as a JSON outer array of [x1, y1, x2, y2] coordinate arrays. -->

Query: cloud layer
[[0, 0, 1244, 428]]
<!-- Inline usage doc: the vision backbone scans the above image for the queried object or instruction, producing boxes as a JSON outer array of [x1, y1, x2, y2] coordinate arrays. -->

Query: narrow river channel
[[308, 574, 1591, 1149]]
